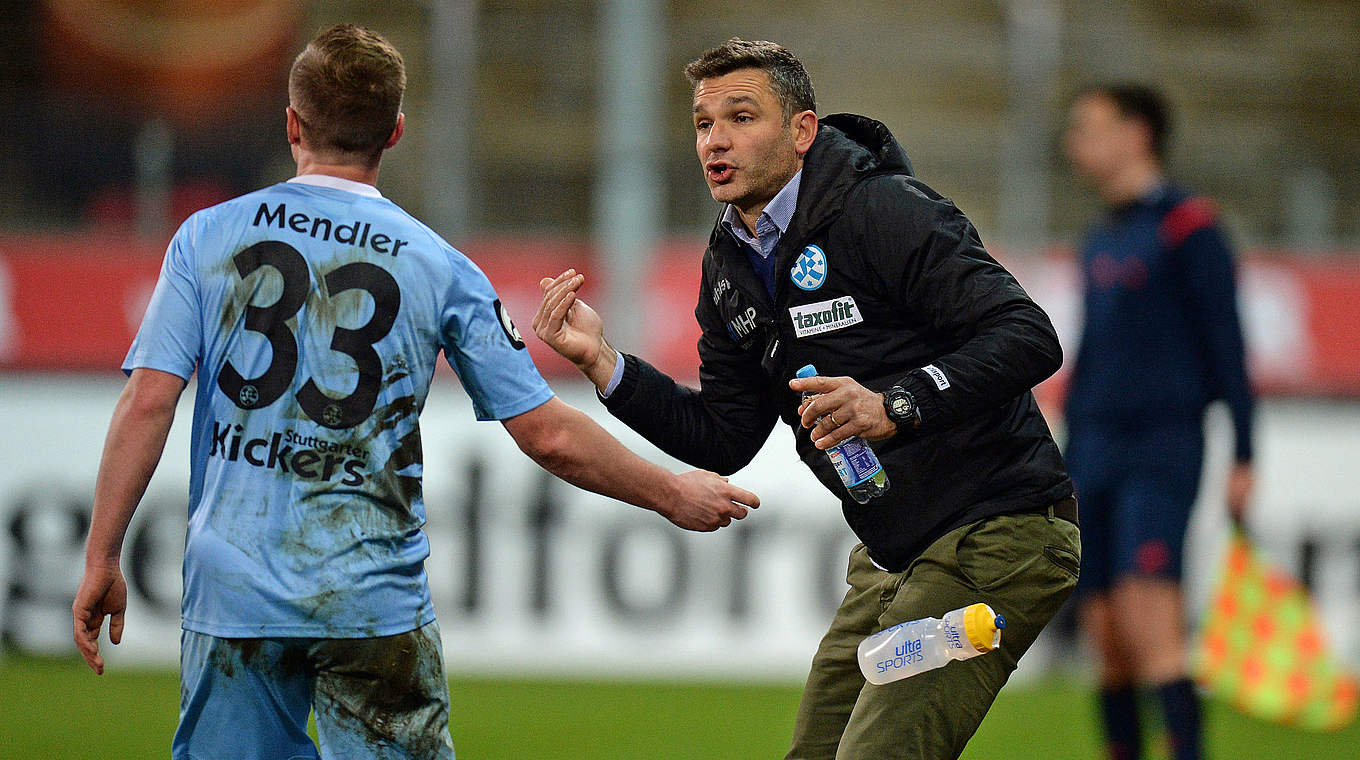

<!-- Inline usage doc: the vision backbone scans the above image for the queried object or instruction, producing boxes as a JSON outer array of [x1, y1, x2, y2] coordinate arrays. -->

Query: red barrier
[[2, 234, 1357, 398], [0, 235, 164, 373]]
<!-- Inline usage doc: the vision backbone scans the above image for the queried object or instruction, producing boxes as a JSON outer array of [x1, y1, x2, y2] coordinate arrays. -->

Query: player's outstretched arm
[[73, 368, 186, 674], [532, 270, 617, 393], [502, 397, 758, 531]]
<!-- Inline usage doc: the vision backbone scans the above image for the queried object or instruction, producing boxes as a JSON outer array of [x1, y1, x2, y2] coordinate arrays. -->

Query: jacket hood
[[792, 113, 915, 235]]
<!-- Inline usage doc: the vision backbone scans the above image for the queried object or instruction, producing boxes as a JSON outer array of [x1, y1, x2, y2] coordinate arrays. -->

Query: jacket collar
[[705, 113, 916, 303], [787, 113, 915, 239]]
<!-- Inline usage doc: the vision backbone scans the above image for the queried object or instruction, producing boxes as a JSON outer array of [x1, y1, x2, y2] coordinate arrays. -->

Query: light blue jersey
[[126, 175, 554, 637]]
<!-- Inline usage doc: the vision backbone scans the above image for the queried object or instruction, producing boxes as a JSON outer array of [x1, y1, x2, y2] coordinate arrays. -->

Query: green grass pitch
[[3, 654, 1357, 758]]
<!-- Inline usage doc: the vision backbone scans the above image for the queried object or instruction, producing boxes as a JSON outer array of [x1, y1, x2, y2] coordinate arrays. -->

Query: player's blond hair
[[288, 24, 405, 165]]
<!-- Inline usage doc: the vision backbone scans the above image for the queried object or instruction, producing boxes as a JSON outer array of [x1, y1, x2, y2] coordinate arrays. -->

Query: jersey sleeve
[[123, 220, 203, 380], [439, 256, 553, 421], [1167, 202, 1255, 462]]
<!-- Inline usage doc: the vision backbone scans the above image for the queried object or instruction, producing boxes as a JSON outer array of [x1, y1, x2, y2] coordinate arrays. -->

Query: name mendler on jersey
[[253, 202, 410, 256]]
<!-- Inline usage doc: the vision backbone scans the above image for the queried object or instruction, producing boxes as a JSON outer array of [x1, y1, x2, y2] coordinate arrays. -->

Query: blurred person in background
[[6, 0, 303, 229], [71, 24, 756, 760], [1063, 83, 1255, 760], [536, 38, 1080, 759]]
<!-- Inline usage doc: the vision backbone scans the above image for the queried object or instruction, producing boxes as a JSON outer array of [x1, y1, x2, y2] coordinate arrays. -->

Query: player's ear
[[385, 113, 405, 150], [285, 106, 303, 146]]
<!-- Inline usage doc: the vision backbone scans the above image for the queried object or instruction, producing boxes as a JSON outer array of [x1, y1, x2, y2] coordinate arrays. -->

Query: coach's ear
[[793, 110, 818, 157], [384, 113, 405, 150]]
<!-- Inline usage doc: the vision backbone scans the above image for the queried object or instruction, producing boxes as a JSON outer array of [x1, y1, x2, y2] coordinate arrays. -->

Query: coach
[[535, 38, 1080, 758]]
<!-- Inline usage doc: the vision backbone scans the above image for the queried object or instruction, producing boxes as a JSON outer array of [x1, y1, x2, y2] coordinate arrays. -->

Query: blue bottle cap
[[795, 364, 818, 379]]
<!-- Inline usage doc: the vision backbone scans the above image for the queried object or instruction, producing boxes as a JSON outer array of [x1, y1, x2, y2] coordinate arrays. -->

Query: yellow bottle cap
[[963, 603, 1005, 652]]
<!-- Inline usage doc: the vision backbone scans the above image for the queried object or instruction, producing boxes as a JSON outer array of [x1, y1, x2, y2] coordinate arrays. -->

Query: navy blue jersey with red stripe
[[1065, 183, 1254, 461]]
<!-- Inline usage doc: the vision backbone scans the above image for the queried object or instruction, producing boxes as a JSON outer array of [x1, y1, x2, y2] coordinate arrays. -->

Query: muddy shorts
[[173, 621, 455, 760]]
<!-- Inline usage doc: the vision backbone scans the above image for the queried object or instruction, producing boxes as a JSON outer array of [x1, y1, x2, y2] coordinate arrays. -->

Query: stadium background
[[1, 0, 1358, 757]]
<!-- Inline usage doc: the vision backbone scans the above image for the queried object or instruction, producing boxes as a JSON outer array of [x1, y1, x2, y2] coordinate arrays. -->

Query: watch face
[[890, 396, 912, 416]]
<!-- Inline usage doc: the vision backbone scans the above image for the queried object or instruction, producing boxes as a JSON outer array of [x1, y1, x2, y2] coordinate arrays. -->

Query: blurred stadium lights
[[424, 0, 477, 243], [1285, 164, 1338, 250], [997, 0, 1061, 250], [592, 0, 664, 354], [134, 117, 174, 238]]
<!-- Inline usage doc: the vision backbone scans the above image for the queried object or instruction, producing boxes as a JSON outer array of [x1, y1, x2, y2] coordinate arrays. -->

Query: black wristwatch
[[882, 385, 920, 430]]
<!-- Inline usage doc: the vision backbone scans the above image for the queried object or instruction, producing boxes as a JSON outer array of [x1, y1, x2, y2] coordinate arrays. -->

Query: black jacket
[[604, 113, 1073, 571]]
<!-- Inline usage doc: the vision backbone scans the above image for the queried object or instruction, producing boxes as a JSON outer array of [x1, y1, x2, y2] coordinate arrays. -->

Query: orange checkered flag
[[1192, 530, 1359, 731]]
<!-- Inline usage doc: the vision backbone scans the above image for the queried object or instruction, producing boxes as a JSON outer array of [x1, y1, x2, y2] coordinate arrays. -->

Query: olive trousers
[[786, 506, 1081, 760]]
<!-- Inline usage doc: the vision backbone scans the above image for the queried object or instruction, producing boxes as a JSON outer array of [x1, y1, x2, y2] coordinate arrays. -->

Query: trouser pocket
[[1043, 542, 1081, 579]]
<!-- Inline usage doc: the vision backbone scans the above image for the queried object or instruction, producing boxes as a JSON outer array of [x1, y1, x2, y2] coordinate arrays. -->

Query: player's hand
[[660, 471, 759, 532], [533, 270, 616, 388], [790, 374, 897, 449], [73, 563, 128, 675], [1226, 461, 1253, 529]]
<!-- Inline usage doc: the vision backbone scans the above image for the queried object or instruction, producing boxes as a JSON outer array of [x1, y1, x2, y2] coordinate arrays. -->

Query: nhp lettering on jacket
[[727, 305, 759, 341], [789, 296, 863, 338]]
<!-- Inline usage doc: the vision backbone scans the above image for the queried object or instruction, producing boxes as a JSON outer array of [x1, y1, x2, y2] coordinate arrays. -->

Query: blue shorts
[[1065, 421, 1203, 593], [173, 621, 455, 760]]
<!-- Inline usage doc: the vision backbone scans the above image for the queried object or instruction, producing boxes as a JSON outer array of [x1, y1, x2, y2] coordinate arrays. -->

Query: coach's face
[[693, 69, 811, 216]]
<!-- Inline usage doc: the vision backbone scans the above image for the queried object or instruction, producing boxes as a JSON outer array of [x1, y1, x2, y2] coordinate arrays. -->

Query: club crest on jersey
[[790, 245, 828, 291]]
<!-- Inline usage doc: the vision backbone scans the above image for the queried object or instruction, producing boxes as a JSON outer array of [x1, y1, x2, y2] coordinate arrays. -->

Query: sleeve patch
[[922, 364, 951, 391], [494, 299, 526, 350], [1159, 196, 1218, 249]]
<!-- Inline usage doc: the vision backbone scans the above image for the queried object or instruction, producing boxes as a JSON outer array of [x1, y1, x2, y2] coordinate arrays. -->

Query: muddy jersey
[[125, 175, 553, 637]]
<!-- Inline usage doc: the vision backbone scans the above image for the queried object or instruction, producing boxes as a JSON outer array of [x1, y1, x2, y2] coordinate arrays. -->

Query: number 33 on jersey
[[217, 239, 400, 430], [124, 178, 554, 505]]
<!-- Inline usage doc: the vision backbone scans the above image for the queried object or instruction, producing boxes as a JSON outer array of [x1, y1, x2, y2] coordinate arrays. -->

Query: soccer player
[[535, 38, 1079, 759], [1063, 84, 1255, 760], [71, 24, 756, 760]]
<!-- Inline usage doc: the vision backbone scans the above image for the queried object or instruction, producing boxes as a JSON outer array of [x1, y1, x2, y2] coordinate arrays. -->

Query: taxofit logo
[[789, 296, 863, 338]]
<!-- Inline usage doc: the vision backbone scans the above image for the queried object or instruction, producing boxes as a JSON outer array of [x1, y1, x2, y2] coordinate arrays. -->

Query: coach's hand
[[662, 471, 760, 532], [790, 374, 898, 449], [73, 563, 128, 675], [533, 270, 618, 392]]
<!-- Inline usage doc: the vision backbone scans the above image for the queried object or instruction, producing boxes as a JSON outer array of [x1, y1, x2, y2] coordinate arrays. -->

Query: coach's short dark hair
[[289, 24, 405, 164], [684, 38, 816, 121], [1079, 83, 1171, 161]]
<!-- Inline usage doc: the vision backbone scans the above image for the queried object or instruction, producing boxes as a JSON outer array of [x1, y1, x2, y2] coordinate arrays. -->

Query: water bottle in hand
[[796, 364, 889, 504], [858, 603, 1005, 685]]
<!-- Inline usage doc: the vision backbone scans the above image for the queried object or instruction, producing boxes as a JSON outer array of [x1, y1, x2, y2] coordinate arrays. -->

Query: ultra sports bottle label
[[828, 438, 884, 488]]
